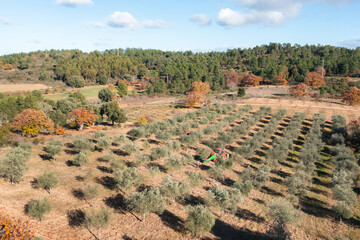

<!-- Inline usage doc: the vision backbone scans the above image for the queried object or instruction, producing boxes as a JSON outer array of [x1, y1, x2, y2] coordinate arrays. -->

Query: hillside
[[0, 44, 359, 94]]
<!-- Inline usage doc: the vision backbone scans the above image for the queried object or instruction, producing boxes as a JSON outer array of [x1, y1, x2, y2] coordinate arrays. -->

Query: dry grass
[[1, 103, 360, 240]]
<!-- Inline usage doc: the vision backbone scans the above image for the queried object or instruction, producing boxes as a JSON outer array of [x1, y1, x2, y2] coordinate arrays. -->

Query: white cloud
[[219, 0, 355, 27], [338, 39, 360, 49], [107, 11, 169, 29], [143, 19, 169, 28], [0, 17, 11, 25], [189, 14, 211, 26], [88, 21, 106, 28], [56, 0, 93, 7]]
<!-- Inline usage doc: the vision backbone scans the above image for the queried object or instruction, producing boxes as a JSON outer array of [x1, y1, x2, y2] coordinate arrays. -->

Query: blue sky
[[0, 0, 359, 55]]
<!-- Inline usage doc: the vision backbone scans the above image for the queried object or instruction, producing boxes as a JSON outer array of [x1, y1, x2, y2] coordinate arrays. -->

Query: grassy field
[[44, 85, 110, 101], [1, 102, 359, 240]]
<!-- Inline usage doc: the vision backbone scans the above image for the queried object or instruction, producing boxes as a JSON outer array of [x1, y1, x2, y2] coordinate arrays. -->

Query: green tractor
[[198, 148, 230, 164]]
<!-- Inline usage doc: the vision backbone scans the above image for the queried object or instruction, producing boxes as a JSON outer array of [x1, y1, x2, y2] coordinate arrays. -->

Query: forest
[[1, 43, 359, 94]]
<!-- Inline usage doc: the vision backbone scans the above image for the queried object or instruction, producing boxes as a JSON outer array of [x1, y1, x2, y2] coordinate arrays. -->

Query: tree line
[[1, 44, 359, 93]]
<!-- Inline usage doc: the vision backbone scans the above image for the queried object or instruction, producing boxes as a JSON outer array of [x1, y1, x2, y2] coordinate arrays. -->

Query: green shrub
[[73, 152, 89, 167], [160, 175, 190, 203], [237, 87, 246, 97], [233, 180, 253, 196], [27, 197, 52, 221], [126, 187, 166, 221], [165, 155, 184, 171], [67, 76, 85, 88], [150, 147, 168, 160], [84, 207, 113, 240], [45, 139, 63, 161], [188, 171, 203, 187], [37, 171, 59, 193], [73, 136, 94, 152], [185, 205, 215, 236], [114, 167, 141, 193], [83, 184, 100, 206], [149, 165, 160, 176]]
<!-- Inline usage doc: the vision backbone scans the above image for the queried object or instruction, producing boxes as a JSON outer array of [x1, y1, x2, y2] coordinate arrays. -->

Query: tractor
[[198, 148, 230, 164]]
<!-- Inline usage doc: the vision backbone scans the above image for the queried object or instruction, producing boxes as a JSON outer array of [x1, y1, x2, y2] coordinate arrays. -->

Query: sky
[[0, 0, 360, 55]]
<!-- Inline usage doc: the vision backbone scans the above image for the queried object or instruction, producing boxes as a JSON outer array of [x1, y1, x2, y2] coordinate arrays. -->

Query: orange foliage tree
[[0, 60, 3, 68], [290, 83, 312, 98], [304, 72, 325, 87], [12, 109, 54, 137], [342, 87, 360, 105], [240, 73, 262, 87], [0, 208, 34, 239], [4, 63, 12, 70], [185, 82, 210, 108], [273, 71, 288, 85], [55, 126, 65, 135], [69, 108, 99, 131], [68, 108, 99, 130]]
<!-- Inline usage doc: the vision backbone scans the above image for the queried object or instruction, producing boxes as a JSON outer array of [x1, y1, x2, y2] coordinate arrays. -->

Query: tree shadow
[[30, 178, 39, 189], [39, 154, 52, 161], [252, 198, 265, 205], [112, 149, 129, 156], [75, 175, 85, 182], [218, 177, 235, 187], [309, 187, 329, 197], [104, 193, 127, 214], [64, 149, 79, 155], [158, 210, 184, 233], [270, 177, 283, 185], [181, 194, 205, 206], [96, 176, 117, 190], [65, 160, 76, 167], [312, 177, 332, 188], [261, 186, 284, 197], [97, 165, 113, 174], [67, 209, 85, 227], [271, 169, 291, 178], [71, 188, 85, 200], [236, 208, 265, 223], [300, 196, 333, 218], [209, 219, 272, 240]]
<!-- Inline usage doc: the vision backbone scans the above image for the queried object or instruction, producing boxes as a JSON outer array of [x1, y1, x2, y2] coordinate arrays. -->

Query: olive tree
[[45, 139, 63, 161], [84, 207, 113, 240], [126, 187, 166, 221], [37, 171, 59, 194], [26, 197, 52, 221], [185, 205, 215, 236]]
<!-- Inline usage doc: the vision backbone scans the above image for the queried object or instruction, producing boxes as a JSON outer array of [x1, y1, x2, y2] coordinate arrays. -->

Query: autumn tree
[[68, 108, 98, 130], [4, 63, 12, 70], [185, 82, 210, 108], [0, 210, 35, 239], [342, 87, 360, 105], [273, 71, 288, 86], [290, 83, 312, 98], [304, 72, 325, 87], [12, 109, 54, 137], [240, 73, 262, 87]]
